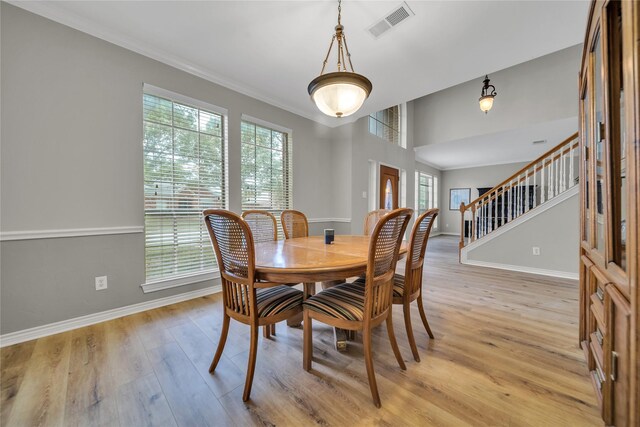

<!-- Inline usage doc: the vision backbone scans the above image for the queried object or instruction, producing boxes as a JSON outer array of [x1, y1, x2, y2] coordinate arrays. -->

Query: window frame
[[141, 84, 228, 292], [368, 104, 405, 147], [416, 171, 439, 227], [240, 115, 293, 238]]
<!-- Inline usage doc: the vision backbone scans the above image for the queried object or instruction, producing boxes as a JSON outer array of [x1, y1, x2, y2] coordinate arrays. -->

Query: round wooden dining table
[[253, 235, 406, 350]]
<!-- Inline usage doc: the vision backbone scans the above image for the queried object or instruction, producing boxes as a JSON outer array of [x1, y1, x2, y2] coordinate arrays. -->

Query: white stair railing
[[459, 132, 579, 252]]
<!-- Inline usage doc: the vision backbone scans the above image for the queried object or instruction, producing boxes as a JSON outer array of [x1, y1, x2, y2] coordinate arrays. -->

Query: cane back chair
[[242, 210, 280, 337], [303, 208, 413, 407], [281, 210, 309, 240], [363, 209, 390, 236], [203, 210, 303, 402], [242, 210, 278, 243], [356, 208, 439, 362]]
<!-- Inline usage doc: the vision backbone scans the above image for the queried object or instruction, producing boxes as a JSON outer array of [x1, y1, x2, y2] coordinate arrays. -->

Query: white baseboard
[[0, 285, 221, 348], [462, 259, 578, 280]]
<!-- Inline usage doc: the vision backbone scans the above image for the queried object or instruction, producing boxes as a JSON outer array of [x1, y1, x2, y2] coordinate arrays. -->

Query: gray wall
[[0, 3, 579, 336], [0, 4, 338, 334], [344, 103, 424, 235], [466, 192, 579, 275], [413, 44, 582, 147], [440, 162, 529, 234]]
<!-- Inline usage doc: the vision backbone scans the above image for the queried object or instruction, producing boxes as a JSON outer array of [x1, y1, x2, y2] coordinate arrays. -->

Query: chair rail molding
[[0, 226, 144, 241], [306, 218, 351, 223]]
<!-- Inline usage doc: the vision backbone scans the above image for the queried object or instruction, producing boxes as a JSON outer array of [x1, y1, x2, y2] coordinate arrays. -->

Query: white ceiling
[[415, 117, 578, 170], [12, 1, 589, 128]]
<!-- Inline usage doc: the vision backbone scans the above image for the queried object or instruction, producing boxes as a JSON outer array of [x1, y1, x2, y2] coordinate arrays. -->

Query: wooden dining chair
[[355, 208, 439, 362], [242, 210, 279, 337], [281, 210, 316, 300], [242, 210, 278, 243], [303, 208, 413, 408], [203, 209, 303, 402], [363, 209, 390, 235], [281, 210, 309, 239]]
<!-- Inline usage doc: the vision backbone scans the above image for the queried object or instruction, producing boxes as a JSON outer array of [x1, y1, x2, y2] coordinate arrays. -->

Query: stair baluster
[[458, 132, 580, 255]]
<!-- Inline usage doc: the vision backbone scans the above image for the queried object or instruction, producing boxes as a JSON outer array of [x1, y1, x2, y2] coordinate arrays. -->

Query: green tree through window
[[241, 120, 292, 238], [143, 92, 225, 281]]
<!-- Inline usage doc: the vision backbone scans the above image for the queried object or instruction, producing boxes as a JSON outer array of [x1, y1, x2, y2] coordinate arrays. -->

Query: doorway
[[379, 165, 399, 210]]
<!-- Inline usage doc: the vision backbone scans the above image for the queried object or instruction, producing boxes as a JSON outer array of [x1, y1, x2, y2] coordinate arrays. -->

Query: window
[[369, 105, 400, 145], [241, 119, 292, 237], [417, 172, 438, 227], [143, 89, 226, 283]]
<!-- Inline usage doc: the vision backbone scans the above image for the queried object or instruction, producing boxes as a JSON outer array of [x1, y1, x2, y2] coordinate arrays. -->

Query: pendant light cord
[[318, 0, 356, 75]]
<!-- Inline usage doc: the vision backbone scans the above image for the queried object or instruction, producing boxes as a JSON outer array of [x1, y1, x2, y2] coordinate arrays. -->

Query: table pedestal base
[[284, 280, 353, 352]]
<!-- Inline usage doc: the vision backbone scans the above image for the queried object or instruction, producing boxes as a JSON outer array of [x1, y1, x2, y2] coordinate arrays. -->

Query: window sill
[[141, 269, 221, 293]]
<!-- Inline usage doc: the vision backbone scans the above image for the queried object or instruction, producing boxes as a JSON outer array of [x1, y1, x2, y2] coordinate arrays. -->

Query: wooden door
[[379, 165, 399, 210]]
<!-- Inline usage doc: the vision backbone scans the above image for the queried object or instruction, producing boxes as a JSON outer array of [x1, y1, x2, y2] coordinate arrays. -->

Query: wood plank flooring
[[0, 236, 602, 426]]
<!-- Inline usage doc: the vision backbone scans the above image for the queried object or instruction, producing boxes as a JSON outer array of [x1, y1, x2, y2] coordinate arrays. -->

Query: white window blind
[[240, 120, 292, 237], [143, 91, 226, 282]]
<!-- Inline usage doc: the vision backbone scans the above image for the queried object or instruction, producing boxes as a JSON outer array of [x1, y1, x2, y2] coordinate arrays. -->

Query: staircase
[[458, 132, 580, 264]]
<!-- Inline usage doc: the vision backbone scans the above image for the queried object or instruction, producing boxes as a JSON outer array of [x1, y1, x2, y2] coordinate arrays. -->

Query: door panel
[[379, 165, 399, 210]]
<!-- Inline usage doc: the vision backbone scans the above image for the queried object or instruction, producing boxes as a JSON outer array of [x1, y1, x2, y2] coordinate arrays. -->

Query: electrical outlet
[[532, 247, 541, 256], [362, 191, 367, 199], [95, 276, 108, 291], [446, 224, 449, 228]]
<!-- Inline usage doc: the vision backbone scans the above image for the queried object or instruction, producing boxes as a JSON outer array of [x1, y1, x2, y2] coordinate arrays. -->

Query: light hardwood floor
[[1, 236, 602, 426]]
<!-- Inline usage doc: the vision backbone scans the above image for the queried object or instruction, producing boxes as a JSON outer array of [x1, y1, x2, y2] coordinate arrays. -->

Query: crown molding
[[6, 1, 343, 128]]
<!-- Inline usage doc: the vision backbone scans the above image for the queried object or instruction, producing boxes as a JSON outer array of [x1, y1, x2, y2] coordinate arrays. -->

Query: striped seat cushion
[[303, 282, 365, 321], [256, 286, 303, 318], [352, 274, 406, 298]]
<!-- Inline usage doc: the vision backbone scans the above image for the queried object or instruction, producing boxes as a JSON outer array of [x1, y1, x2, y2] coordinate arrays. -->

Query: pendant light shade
[[308, 72, 372, 118], [308, 1, 372, 118], [479, 95, 494, 113]]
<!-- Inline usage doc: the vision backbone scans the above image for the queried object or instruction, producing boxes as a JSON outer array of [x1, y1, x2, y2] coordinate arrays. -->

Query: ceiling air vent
[[367, 2, 415, 38], [533, 139, 548, 145]]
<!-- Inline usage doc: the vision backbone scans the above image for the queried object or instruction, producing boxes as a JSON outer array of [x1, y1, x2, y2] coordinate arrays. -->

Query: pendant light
[[308, 0, 372, 118], [479, 75, 497, 113]]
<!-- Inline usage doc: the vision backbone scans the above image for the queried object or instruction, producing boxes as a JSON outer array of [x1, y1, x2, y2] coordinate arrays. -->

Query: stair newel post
[[524, 171, 531, 212], [543, 158, 547, 203], [533, 162, 537, 208], [459, 202, 466, 259], [569, 142, 574, 187], [471, 203, 476, 242], [493, 190, 500, 229]]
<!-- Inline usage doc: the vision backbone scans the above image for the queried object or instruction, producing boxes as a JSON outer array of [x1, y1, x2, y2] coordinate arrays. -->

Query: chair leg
[[417, 297, 434, 339], [363, 328, 381, 408], [303, 310, 312, 371], [386, 314, 407, 370], [242, 324, 259, 402], [403, 303, 420, 362], [271, 323, 276, 335], [263, 325, 271, 339], [209, 313, 230, 373]]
